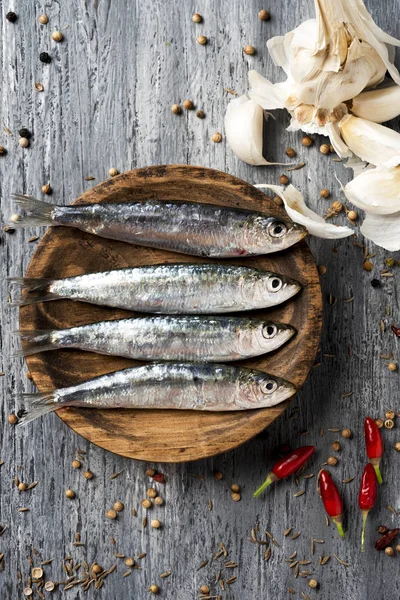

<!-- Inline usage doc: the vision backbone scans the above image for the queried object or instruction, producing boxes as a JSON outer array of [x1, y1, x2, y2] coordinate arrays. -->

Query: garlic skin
[[344, 165, 400, 215], [339, 115, 400, 166], [224, 95, 290, 166], [255, 184, 353, 239], [350, 84, 400, 124], [360, 210, 400, 251]]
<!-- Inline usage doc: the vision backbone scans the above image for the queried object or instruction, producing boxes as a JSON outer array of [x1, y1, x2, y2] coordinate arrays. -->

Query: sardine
[[16, 316, 296, 362], [9, 263, 301, 313], [10, 194, 307, 257], [17, 363, 297, 425]]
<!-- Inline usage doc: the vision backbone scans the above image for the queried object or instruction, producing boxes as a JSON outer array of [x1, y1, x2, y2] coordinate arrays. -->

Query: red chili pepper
[[319, 470, 344, 538], [253, 446, 315, 498], [364, 417, 383, 484], [375, 529, 399, 550], [358, 463, 377, 552]]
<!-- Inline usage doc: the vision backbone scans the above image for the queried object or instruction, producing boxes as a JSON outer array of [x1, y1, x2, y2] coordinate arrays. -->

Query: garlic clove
[[248, 71, 289, 110], [350, 84, 400, 123], [344, 165, 400, 215], [225, 95, 291, 166], [360, 210, 400, 251], [255, 184, 354, 239], [339, 115, 400, 166], [325, 123, 352, 159]]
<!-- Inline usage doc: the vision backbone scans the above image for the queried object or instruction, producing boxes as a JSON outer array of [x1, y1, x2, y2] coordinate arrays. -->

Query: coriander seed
[[386, 410, 395, 420], [327, 456, 338, 466], [320, 143, 330, 154], [171, 104, 181, 115], [183, 99, 194, 110], [151, 519, 161, 529], [231, 483, 240, 493], [83, 470, 94, 479], [375, 418, 384, 428], [279, 174, 289, 185], [331, 441, 341, 452], [146, 468, 156, 477], [19, 137, 29, 148], [197, 35, 207, 45], [51, 31, 63, 42], [108, 167, 118, 177], [396, 544, 400, 553], [92, 563, 102, 574], [387, 362, 398, 372], [347, 210, 358, 221], [385, 547, 395, 556], [65, 489, 75, 499], [23, 588, 33, 597], [213, 470, 223, 480], [147, 488, 157, 498], [331, 200, 343, 213], [32, 567, 43, 579], [384, 419, 395, 429], [142, 499, 152, 509], [302, 135, 313, 147], [211, 132, 222, 143], [244, 45, 255, 55], [72, 459, 81, 469], [42, 183, 51, 194], [258, 9, 270, 21], [285, 147, 296, 158], [231, 492, 241, 502], [18, 482, 27, 491], [125, 557, 134, 567], [385, 257, 395, 267], [113, 501, 124, 512], [200, 585, 210, 594], [341, 428, 352, 439], [106, 509, 117, 519], [192, 13, 202, 23], [6, 11, 18, 22], [196, 109, 205, 119], [0, 145, 6, 155], [320, 188, 330, 198], [154, 496, 164, 506], [149, 584, 159, 594], [363, 260, 373, 272], [8, 413, 18, 425], [44, 582, 55, 591], [39, 52, 52, 63], [394, 442, 400, 452], [38, 14, 49, 24], [308, 579, 318, 589]]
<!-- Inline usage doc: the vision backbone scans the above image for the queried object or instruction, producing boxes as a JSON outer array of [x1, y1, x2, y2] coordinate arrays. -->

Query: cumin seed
[[160, 571, 172, 578], [226, 576, 236, 584], [197, 560, 208, 570], [320, 555, 330, 565], [264, 546, 271, 562], [294, 490, 305, 497], [84, 176, 95, 181], [333, 554, 349, 566], [289, 561, 298, 568], [208, 499, 213, 511], [18, 508, 29, 512], [114, 553, 125, 558], [288, 588, 295, 595], [136, 553, 146, 559], [288, 551, 297, 560], [109, 470, 123, 480], [290, 532, 301, 540], [294, 564, 299, 578], [122, 571, 131, 577], [325, 516, 330, 526], [343, 477, 355, 483], [142, 517, 147, 528], [328, 428, 340, 432], [387, 505, 396, 514], [284, 527, 292, 537], [189, 473, 204, 480], [341, 392, 353, 398], [301, 593, 311, 600]]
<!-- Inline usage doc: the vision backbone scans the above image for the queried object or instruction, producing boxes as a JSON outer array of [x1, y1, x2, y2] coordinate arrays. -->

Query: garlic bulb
[[255, 184, 353, 239], [339, 115, 400, 166], [225, 95, 290, 166], [351, 84, 400, 124], [360, 211, 400, 251], [344, 165, 400, 215]]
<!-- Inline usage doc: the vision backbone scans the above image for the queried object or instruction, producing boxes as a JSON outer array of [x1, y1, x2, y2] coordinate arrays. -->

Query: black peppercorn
[[39, 52, 52, 64], [6, 11, 17, 22], [18, 128, 31, 139], [371, 279, 380, 288]]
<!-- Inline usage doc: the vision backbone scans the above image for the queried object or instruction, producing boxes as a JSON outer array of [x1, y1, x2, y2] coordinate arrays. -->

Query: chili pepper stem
[[370, 458, 383, 484], [361, 510, 369, 552], [253, 472, 278, 497], [332, 515, 345, 538]]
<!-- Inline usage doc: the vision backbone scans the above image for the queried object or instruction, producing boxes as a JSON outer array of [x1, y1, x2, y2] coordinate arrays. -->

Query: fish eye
[[262, 324, 277, 339], [260, 378, 278, 394], [267, 277, 283, 292], [268, 220, 288, 238]]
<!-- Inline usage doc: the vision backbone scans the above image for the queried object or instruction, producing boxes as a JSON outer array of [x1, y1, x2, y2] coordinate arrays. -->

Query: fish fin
[[13, 331, 54, 357], [10, 193, 56, 227], [17, 392, 59, 426], [7, 277, 57, 306]]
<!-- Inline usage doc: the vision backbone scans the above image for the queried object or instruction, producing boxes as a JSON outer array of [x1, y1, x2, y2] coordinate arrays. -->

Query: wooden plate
[[21, 165, 322, 462]]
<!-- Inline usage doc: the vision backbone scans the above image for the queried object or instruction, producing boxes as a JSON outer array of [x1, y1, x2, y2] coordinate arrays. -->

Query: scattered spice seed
[[28, 235, 39, 243], [113, 501, 124, 512], [284, 527, 292, 537], [288, 588, 295, 595], [136, 552, 147, 559], [343, 476, 355, 483], [320, 555, 330, 565], [259, 9, 270, 20], [363, 260, 373, 272], [231, 492, 241, 502], [347, 210, 358, 221], [24, 588, 33, 597], [44, 581, 55, 591], [65, 489, 75, 499], [109, 470, 123, 480], [106, 509, 117, 520], [108, 167, 118, 177], [183, 99, 194, 110], [155, 496, 164, 506], [197, 560, 208, 570], [286, 161, 305, 171], [294, 490, 305, 497], [213, 471, 223, 480], [142, 499, 152, 509], [8, 414, 18, 425], [211, 132, 222, 143], [385, 410, 395, 419], [231, 484, 240, 493], [151, 519, 161, 529], [279, 174, 289, 185], [385, 419, 395, 429], [244, 45, 255, 55], [304, 473, 314, 479], [385, 547, 395, 556], [51, 31, 63, 42], [143, 517, 148, 527], [149, 584, 160, 594], [301, 593, 311, 600], [145, 468, 156, 477], [197, 35, 207, 45], [320, 188, 330, 198], [192, 13, 202, 23], [196, 109, 205, 119], [333, 554, 349, 566], [320, 143, 330, 154], [341, 428, 352, 438], [302, 135, 313, 147], [287, 551, 297, 560], [394, 442, 400, 452], [39, 52, 52, 64], [327, 456, 338, 466], [35, 82, 44, 92], [200, 585, 210, 594], [208, 498, 213, 511], [83, 470, 94, 479], [18, 508, 30, 512], [160, 571, 172, 578], [291, 532, 301, 540], [387, 362, 398, 372], [147, 488, 157, 498], [84, 176, 95, 181], [387, 505, 396, 515], [38, 14, 49, 24], [171, 104, 181, 115], [72, 460, 81, 469], [264, 546, 271, 561], [331, 441, 341, 451], [0, 146, 6, 155], [153, 473, 165, 483], [285, 147, 296, 158]]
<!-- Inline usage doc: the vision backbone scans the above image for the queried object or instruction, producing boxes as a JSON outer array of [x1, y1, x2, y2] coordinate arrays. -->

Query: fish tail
[[7, 277, 57, 306], [10, 193, 56, 227], [14, 330, 55, 357], [17, 392, 60, 426]]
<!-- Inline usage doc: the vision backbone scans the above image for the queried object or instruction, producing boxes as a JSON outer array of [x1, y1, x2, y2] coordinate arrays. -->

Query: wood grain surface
[[20, 164, 322, 462], [0, 0, 399, 598]]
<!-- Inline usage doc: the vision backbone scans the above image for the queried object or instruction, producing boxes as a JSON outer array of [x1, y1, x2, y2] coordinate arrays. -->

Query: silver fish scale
[[54, 363, 297, 411], [53, 200, 305, 257], [48, 264, 301, 313]]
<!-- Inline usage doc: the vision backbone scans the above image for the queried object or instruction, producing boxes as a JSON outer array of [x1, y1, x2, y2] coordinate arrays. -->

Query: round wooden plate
[[21, 165, 322, 462]]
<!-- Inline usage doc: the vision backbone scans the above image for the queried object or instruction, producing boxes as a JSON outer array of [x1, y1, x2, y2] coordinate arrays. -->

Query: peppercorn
[[231, 483, 240, 493], [8, 413, 18, 425], [320, 188, 330, 198], [113, 501, 124, 512], [327, 456, 338, 466], [244, 45, 255, 55], [19, 137, 29, 148], [51, 31, 63, 42], [183, 99, 194, 110], [18, 128, 31, 139], [341, 428, 352, 439], [192, 13, 202, 23], [273, 195, 283, 206], [213, 470, 223, 480], [108, 167, 118, 177], [171, 104, 181, 115], [285, 147, 296, 158], [0, 146, 6, 155], [197, 35, 207, 45], [363, 260, 373, 272], [200, 585, 210, 594], [258, 9, 270, 20], [378, 525, 388, 534], [65, 489, 75, 499], [6, 11, 17, 22], [302, 135, 313, 147], [154, 496, 164, 506], [320, 143, 330, 154], [385, 257, 395, 267], [151, 519, 161, 529], [39, 52, 52, 63], [308, 579, 318, 589], [42, 183, 51, 194], [331, 200, 343, 213], [385, 546, 395, 556], [83, 470, 94, 479], [72, 459, 81, 469], [125, 557, 134, 567], [92, 564, 102, 574], [386, 410, 395, 420], [331, 441, 341, 452], [196, 109, 205, 119], [149, 584, 159, 594], [279, 174, 289, 185], [141, 499, 152, 509], [347, 210, 358, 221], [38, 14, 49, 24], [146, 468, 156, 477], [395, 442, 400, 452], [231, 492, 241, 502], [384, 419, 395, 429], [106, 509, 117, 519], [371, 279, 380, 288], [18, 482, 27, 491], [147, 488, 157, 498], [387, 362, 398, 372], [375, 418, 384, 428]]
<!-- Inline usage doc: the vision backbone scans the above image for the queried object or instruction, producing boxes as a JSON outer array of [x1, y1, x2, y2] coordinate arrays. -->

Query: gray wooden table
[[1, 1, 399, 598]]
